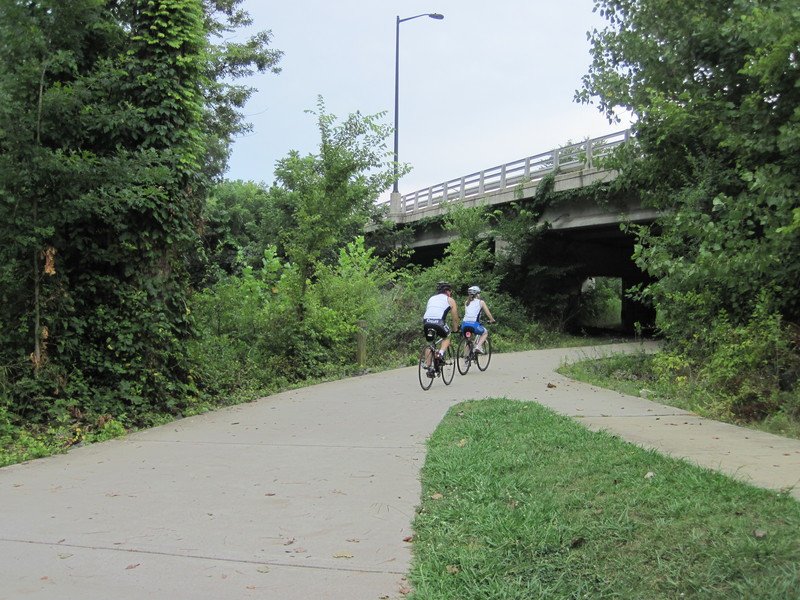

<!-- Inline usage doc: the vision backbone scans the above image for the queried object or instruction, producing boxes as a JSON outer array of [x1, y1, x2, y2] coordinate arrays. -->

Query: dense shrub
[[652, 298, 800, 422]]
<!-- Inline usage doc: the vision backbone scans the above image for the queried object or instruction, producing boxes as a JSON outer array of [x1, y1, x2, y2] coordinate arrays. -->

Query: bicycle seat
[[425, 328, 437, 342]]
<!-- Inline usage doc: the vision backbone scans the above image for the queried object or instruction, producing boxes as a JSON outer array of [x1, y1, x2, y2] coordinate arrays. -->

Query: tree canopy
[[578, 0, 800, 337], [267, 98, 395, 308]]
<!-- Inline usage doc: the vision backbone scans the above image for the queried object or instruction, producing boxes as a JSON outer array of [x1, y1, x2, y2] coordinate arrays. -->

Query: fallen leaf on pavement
[[333, 552, 354, 559], [257, 566, 270, 573], [125, 563, 140, 570]]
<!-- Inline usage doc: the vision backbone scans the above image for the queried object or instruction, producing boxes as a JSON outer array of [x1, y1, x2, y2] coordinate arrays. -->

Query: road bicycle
[[418, 329, 456, 390], [456, 322, 493, 375]]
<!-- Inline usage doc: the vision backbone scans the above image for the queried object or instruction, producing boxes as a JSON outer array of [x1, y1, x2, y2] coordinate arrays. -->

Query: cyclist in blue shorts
[[461, 285, 495, 354]]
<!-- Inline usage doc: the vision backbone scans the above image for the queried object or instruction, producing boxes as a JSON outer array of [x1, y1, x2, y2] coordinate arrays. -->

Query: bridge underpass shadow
[[542, 225, 656, 334], [399, 224, 656, 335]]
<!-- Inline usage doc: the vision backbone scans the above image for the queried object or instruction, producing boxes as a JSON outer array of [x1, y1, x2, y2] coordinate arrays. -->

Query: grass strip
[[410, 398, 800, 599]]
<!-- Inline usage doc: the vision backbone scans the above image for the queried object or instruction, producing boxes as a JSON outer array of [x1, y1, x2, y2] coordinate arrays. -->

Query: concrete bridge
[[384, 130, 654, 228], [380, 130, 660, 331]]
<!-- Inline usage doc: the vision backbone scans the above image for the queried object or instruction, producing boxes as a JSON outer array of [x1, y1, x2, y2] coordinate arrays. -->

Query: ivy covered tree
[[0, 0, 281, 423], [578, 0, 800, 337]]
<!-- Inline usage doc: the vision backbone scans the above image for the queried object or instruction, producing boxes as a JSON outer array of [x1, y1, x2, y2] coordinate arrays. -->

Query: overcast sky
[[224, 0, 631, 200]]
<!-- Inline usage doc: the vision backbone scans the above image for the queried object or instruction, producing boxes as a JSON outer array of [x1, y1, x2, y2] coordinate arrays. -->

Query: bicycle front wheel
[[456, 336, 471, 375], [441, 343, 456, 385], [418, 345, 434, 390], [476, 336, 492, 371]]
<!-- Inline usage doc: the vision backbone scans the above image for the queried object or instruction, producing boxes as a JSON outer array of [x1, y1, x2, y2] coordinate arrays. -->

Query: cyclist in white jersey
[[422, 281, 460, 359], [461, 285, 495, 354]]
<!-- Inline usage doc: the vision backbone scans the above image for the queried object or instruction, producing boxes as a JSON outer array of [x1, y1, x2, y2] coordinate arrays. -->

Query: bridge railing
[[387, 129, 630, 214]]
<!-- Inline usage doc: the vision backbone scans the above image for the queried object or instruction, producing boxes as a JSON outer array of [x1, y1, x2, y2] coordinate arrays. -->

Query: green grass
[[558, 351, 660, 399], [558, 352, 800, 440], [410, 398, 800, 599]]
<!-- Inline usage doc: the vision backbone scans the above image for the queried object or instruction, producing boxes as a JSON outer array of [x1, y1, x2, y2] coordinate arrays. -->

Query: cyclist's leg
[[473, 323, 488, 352], [441, 322, 452, 354], [431, 321, 450, 356]]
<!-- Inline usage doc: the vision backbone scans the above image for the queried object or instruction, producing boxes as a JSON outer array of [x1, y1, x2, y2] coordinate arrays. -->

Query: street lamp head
[[398, 13, 445, 24]]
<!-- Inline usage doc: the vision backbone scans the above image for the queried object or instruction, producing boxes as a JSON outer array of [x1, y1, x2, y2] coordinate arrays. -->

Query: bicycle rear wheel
[[418, 345, 434, 390], [475, 336, 492, 371], [441, 343, 456, 385], [456, 336, 472, 375]]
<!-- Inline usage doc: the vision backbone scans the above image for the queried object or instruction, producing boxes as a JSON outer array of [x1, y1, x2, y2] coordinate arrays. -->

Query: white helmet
[[467, 285, 481, 295]]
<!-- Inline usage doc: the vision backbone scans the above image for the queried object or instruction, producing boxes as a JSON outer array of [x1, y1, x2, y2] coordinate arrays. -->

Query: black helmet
[[436, 281, 451, 293]]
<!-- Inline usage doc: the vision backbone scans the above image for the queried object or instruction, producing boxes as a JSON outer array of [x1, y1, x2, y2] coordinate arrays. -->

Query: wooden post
[[356, 320, 367, 367]]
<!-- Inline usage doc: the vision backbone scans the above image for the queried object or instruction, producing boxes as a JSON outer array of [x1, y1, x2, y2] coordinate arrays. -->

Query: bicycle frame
[[418, 330, 456, 390], [457, 321, 492, 375]]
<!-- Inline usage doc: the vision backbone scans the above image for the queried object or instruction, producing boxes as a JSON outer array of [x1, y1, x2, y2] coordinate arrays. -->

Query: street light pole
[[392, 12, 444, 208]]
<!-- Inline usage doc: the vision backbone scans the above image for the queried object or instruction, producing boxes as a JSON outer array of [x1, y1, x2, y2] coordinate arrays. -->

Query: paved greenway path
[[2, 343, 799, 599]]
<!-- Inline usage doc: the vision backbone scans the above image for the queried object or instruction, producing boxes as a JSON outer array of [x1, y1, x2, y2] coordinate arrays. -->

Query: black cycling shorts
[[422, 318, 450, 341]]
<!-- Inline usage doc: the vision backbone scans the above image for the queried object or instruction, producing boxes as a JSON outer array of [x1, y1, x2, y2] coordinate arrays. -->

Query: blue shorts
[[461, 321, 486, 336]]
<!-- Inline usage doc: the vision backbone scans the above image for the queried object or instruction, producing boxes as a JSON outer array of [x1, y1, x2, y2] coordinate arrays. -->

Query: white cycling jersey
[[423, 293, 451, 321], [463, 299, 483, 322]]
